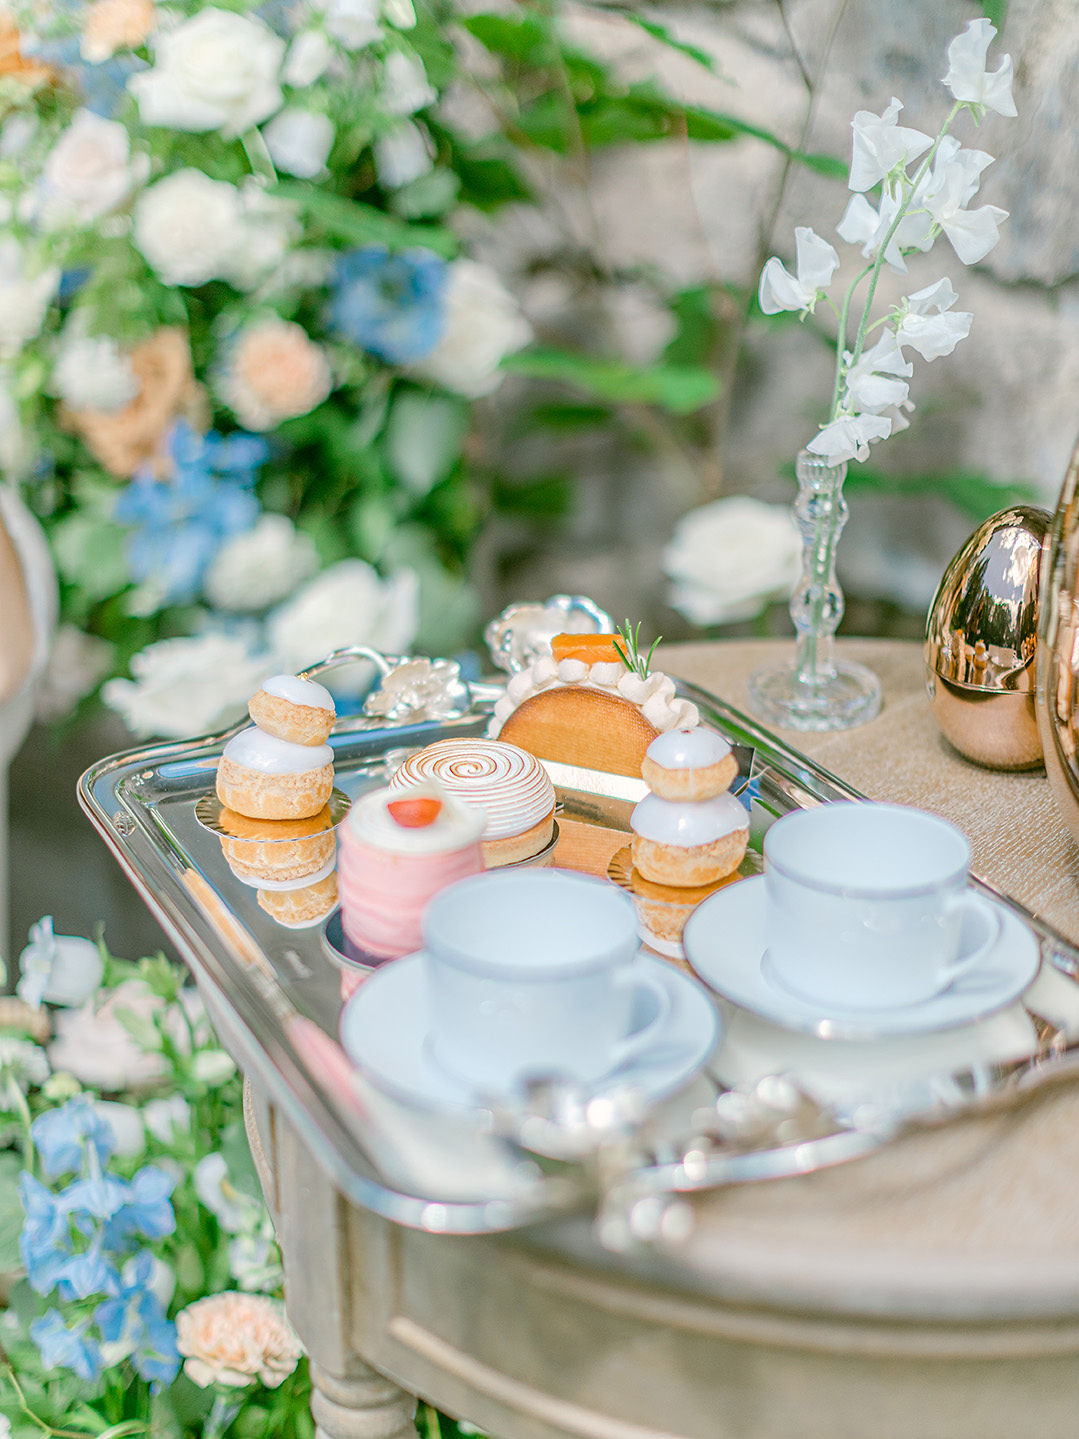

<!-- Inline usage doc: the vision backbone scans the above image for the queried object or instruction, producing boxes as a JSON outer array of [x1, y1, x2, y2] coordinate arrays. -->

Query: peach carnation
[[176, 1293, 302, 1389], [66, 327, 203, 477], [218, 318, 332, 431], [82, 0, 157, 63]]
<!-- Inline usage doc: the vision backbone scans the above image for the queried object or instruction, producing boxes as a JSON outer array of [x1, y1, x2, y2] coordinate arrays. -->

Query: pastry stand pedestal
[[242, 638, 1079, 1439]]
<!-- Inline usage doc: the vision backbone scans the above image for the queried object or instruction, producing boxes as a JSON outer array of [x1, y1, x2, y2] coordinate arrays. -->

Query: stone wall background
[[472, 0, 1079, 632]]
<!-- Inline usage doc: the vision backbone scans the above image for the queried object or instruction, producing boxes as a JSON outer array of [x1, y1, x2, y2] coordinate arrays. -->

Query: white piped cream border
[[489, 658, 699, 736]]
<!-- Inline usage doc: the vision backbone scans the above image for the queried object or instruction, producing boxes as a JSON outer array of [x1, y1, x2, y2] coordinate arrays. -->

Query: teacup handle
[[938, 893, 1002, 990], [607, 964, 671, 1071]]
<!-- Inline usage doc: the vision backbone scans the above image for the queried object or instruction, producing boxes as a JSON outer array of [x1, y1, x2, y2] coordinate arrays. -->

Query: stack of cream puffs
[[215, 675, 339, 926], [627, 727, 749, 955]]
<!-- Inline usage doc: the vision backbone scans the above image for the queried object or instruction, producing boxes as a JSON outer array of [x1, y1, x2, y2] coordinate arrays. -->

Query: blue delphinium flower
[[32, 1097, 115, 1179], [95, 1253, 180, 1387], [100, 1165, 177, 1249], [19, 1172, 71, 1295], [329, 246, 447, 363], [115, 420, 264, 605], [30, 1310, 104, 1384]]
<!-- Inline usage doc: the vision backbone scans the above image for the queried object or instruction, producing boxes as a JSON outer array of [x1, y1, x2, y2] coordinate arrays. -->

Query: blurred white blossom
[[664, 496, 800, 625]]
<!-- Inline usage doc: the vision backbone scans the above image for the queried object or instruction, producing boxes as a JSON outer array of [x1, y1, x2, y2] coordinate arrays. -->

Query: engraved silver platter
[[78, 650, 1079, 1239]]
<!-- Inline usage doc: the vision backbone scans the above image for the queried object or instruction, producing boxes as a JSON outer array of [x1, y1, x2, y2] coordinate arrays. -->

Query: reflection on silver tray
[[195, 788, 353, 837], [77, 655, 1079, 1239]]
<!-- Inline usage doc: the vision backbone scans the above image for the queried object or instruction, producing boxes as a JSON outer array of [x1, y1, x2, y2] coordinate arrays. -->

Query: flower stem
[[205, 1392, 242, 1439], [9, 1078, 35, 1175], [828, 263, 874, 420], [844, 100, 964, 374]]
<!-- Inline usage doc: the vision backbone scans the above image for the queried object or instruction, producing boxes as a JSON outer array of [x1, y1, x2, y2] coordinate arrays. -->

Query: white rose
[[267, 559, 419, 672], [53, 320, 139, 411], [373, 119, 432, 188], [663, 496, 801, 625], [47, 979, 169, 1091], [134, 169, 246, 287], [0, 238, 59, 356], [382, 49, 436, 115], [411, 259, 532, 398], [283, 29, 332, 86], [129, 7, 284, 137], [314, 0, 380, 49], [40, 109, 149, 228], [204, 515, 319, 612], [102, 633, 271, 738], [262, 107, 334, 178]]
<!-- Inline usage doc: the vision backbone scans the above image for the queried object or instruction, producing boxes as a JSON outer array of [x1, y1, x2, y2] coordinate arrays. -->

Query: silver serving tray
[[78, 662, 1079, 1237]]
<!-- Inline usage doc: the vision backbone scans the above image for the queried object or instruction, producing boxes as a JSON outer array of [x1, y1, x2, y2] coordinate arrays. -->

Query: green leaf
[[384, 391, 469, 497], [501, 347, 720, 414], [0, 1149, 24, 1273], [663, 285, 724, 368], [50, 513, 129, 604], [522, 401, 612, 433], [450, 150, 530, 211], [460, 13, 552, 66], [382, 525, 479, 654], [492, 472, 571, 520], [390, 167, 461, 219], [842, 466, 1039, 521], [347, 493, 398, 562], [271, 183, 458, 257], [980, 0, 1008, 28], [611, 12, 719, 71]]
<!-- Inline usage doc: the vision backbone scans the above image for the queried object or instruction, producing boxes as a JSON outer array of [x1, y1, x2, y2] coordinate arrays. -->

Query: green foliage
[[502, 348, 721, 414], [980, 1, 1009, 29], [842, 466, 1039, 522]]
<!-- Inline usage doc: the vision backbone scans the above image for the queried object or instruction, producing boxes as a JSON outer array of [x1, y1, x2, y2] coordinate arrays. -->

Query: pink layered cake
[[338, 782, 484, 960]]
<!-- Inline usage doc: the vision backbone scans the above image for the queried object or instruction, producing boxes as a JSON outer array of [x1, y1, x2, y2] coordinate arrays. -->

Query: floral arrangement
[[758, 17, 1016, 466], [0, 918, 484, 1439], [0, 0, 540, 735]]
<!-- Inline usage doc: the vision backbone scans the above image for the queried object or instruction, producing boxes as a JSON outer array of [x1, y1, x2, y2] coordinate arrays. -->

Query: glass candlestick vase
[[747, 448, 882, 732]]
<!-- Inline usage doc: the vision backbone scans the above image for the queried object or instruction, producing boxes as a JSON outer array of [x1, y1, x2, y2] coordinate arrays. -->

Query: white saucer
[[683, 876, 1040, 1040], [338, 951, 720, 1113]]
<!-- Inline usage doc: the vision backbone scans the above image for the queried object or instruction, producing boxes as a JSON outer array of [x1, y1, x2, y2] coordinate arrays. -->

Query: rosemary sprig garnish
[[613, 619, 661, 679]]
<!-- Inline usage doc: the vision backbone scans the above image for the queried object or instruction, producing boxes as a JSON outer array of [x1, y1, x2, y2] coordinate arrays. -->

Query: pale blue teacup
[[422, 868, 669, 1093]]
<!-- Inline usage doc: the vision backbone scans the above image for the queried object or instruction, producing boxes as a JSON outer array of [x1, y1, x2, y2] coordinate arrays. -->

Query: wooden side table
[[243, 640, 1079, 1439]]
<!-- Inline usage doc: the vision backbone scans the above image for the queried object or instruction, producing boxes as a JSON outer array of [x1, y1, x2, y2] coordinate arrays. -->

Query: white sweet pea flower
[[943, 19, 1017, 118], [195, 1153, 263, 1233], [262, 108, 334, 179], [16, 916, 104, 1008], [842, 334, 912, 414], [807, 413, 893, 466], [923, 147, 1007, 265], [53, 318, 139, 413], [758, 227, 839, 315], [382, 50, 436, 115], [129, 7, 285, 137], [848, 98, 933, 193], [283, 29, 333, 86], [837, 185, 933, 274], [374, 120, 433, 188], [894, 278, 973, 360]]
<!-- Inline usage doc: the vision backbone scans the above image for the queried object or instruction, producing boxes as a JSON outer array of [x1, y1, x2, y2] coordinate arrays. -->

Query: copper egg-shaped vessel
[[926, 505, 1049, 770], [1036, 441, 1079, 844]]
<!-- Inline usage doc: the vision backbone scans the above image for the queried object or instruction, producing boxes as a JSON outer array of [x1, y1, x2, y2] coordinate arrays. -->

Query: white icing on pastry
[[346, 782, 485, 854], [389, 739, 555, 840], [631, 792, 748, 846], [645, 726, 731, 770], [223, 727, 333, 774], [489, 658, 699, 735], [262, 674, 335, 712]]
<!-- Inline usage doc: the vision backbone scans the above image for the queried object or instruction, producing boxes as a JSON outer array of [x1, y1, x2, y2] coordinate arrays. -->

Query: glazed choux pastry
[[640, 727, 738, 801], [248, 674, 335, 746], [630, 791, 749, 886], [216, 727, 334, 820], [218, 805, 336, 884], [257, 871, 338, 928]]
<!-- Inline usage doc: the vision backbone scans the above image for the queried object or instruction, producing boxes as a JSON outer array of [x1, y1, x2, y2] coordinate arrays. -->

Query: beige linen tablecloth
[[651, 639, 1079, 1321]]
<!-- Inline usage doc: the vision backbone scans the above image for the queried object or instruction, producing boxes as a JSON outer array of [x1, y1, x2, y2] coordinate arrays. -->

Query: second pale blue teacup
[[763, 803, 1000, 1010]]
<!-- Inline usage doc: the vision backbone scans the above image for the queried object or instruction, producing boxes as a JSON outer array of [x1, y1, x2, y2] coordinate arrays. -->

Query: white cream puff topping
[[631, 792, 748, 846], [261, 674, 335, 712], [223, 727, 333, 775], [645, 726, 731, 770]]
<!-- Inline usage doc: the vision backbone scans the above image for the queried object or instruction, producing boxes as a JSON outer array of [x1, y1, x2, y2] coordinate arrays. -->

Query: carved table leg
[[310, 1357, 420, 1439]]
